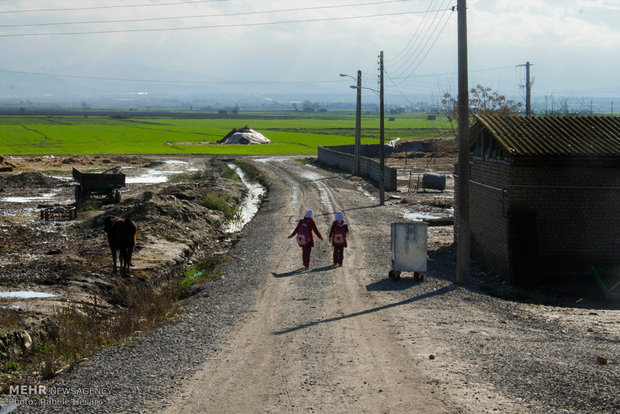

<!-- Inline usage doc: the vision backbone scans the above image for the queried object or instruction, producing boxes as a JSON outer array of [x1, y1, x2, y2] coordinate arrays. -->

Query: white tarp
[[221, 129, 271, 145]]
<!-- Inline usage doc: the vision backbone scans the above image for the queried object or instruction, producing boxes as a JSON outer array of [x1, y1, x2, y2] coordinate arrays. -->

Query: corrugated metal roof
[[472, 115, 620, 157]]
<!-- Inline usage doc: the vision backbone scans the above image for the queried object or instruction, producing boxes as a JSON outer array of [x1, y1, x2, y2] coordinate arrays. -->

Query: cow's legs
[[111, 247, 118, 273]]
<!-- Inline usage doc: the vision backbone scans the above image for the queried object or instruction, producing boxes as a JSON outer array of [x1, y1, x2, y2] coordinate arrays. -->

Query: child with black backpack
[[328, 211, 348, 266], [288, 209, 323, 270]]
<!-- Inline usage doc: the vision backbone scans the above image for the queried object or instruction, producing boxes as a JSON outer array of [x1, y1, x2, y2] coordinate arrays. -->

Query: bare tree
[[442, 84, 523, 133]]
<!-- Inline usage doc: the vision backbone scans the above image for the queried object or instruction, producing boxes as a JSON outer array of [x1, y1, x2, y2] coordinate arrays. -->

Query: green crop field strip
[[0, 112, 452, 155]]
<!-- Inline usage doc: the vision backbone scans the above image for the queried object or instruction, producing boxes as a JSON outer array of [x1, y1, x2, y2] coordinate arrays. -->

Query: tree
[[442, 84, 523, 132]]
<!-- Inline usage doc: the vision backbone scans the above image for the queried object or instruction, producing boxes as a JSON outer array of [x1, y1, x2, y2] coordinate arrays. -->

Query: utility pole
[[518, 61, 533, 116], [354, 70, 362, 176], [379, 51, 385, 206], [456, 0, 470, 285]]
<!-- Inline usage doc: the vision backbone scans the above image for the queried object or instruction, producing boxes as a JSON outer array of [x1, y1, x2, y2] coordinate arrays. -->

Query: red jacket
[[289, 217, 322, 247], [329, 221, 349, 247]]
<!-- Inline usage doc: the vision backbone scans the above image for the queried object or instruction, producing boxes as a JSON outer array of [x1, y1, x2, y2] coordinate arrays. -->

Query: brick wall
[[469, 158, 620, 284], [469, 160, 511, 279], [506, 163, 620, 275]]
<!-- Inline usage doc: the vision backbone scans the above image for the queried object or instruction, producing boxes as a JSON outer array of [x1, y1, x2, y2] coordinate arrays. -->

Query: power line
[[0, 0, 229, 14], [0, 10, 440, 37], [0, 0, 408, 28], [389, 1, 453, 79], [390, 0, 448, 67], [0, 68, 343, 86], [389, 6, 453, 84]]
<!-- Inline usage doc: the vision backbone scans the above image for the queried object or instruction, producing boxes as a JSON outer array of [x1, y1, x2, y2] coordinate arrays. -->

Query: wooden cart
[[72, 166, 125, 205]]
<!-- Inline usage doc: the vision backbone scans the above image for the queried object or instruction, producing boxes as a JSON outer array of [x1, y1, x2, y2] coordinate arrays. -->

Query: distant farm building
[[463, 115, 620, 288], [218, 127, 271, 145]]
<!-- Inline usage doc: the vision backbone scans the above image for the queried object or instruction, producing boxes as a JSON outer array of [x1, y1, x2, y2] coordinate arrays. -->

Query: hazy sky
[[1, 0, 619, 104]]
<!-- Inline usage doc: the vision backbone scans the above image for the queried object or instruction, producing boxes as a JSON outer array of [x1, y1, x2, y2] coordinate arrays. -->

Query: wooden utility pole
[[456, 0, 470, 285], [378, 50, 385, 206], [354, 70, 362, 175]]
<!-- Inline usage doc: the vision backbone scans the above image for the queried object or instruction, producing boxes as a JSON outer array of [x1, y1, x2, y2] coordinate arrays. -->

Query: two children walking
[[288, 209, 349, 270]]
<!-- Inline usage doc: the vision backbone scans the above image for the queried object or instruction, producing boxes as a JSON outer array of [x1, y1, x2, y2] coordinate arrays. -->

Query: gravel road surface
[[12, 157, 619, 414]]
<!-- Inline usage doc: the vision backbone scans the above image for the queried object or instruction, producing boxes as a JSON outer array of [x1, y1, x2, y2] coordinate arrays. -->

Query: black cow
[[103, 216, 137, 276]]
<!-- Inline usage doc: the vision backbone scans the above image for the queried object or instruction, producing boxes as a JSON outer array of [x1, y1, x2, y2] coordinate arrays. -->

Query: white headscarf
[[304, 209, 314, 219], [335, 211, 345, 224]]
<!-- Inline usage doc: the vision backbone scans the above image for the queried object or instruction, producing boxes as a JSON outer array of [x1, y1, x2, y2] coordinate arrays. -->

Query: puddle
[[225, 164, 265, 233], [254, 157, 293, 163], [403, 209, 453, 222], [1, 191, 59, 203], [125, 160, 199, 184], [0, 291, 58, 299], [300, 170, 324, 181], [0, 403, 17, 414], [126, 169, 184, 184], [346, 179, 379, 202]]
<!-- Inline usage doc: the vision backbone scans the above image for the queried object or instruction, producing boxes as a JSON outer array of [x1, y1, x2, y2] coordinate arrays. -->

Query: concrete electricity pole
[[340, 71, 362, 175], [456, 0, 470, 285], [518, 61, 533, 116], [354, 70, 362, 176], [379, 50, 385, 206]]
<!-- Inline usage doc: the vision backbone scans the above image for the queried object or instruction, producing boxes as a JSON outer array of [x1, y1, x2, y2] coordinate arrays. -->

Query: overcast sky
[[1, 0, 618, 104]]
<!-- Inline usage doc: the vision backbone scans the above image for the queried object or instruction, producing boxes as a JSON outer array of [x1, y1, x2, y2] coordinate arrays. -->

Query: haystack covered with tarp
[[218, 127, 271, 145]]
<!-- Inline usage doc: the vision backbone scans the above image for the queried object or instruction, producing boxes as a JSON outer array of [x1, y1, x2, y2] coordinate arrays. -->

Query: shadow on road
[[366, 277, 422, 291], [273, 284, 457, 335], [310, 265, 335, 273], [272, 268, 307, 278]]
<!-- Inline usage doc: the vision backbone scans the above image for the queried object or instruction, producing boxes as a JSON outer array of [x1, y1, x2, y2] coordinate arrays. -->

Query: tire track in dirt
[[161, 159, 451, 413]]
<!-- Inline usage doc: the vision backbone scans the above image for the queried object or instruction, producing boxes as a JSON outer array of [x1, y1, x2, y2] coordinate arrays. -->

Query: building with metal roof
[[464, 115, 619, 293]]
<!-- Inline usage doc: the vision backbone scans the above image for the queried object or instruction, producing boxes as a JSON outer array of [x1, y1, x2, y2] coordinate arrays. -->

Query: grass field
[[0, 112, 453, 155]]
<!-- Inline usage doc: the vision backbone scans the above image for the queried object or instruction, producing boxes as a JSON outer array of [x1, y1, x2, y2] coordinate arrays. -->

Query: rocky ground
[[0, 144, 618, 413], [0, 155, 247, 383]]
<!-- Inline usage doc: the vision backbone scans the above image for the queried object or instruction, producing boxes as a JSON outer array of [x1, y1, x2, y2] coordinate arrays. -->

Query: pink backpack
[[332, 224, 346, 246], [296, 222, 311, 247]]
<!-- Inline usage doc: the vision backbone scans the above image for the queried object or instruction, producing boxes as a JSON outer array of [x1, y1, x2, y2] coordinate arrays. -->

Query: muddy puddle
[[225, 164, 265, 233], [125, 159, 200, 184], [0, 291, 57, 299], [0, 157, 265, 314]]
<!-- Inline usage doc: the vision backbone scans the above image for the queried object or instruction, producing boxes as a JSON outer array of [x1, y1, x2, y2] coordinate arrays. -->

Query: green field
[[0, 112, 452, 155]]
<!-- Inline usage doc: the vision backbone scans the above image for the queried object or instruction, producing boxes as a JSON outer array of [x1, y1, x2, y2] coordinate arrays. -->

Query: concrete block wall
[[317, 145, 397, 191]]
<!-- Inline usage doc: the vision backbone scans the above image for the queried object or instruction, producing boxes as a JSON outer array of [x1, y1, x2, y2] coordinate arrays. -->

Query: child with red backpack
[[328, 211, 348, 266], [288, 209, 323, 270]]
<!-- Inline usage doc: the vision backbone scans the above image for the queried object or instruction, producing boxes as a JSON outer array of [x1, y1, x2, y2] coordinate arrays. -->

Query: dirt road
[[161, 158, 452, 413], [10, 156, 619, 413], [157, 158, 618, 414]]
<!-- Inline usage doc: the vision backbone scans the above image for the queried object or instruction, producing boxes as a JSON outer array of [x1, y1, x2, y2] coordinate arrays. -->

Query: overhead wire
[[388, 4, 453, 86], [389, 0, 442, 68], [388, 0, 453, 79], [0, 9, 444, 37], [0, 0, 229, 14], [0, 0, 408, 28], [0, 68, 344, 85]]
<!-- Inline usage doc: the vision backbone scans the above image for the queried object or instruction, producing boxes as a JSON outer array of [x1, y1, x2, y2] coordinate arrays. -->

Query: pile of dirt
[[0, 172, 66, 188], [3, 154, 147, 173], [386, 137, 457, 173]]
